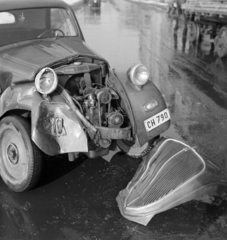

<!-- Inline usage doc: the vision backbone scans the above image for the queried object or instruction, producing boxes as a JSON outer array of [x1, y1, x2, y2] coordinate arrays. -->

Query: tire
[[215, 26, 227, 58], [117, 137, 158, 159], [188, 22, 200, 43], [0, 116, 42, 192]]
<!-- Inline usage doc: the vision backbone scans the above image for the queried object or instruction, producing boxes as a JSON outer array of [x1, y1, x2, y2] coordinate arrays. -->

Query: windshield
[[0, 8, 79, 47]]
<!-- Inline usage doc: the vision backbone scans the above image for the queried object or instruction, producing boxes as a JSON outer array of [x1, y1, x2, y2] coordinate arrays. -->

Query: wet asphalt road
[[1, 0, 227, 239]]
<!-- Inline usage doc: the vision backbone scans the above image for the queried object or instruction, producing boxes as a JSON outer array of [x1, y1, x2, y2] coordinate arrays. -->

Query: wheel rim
[[7, 143, 19, 165], [215, 27, 227, 58], [0, 123, 29, 183], [188, 22, 200, 42]]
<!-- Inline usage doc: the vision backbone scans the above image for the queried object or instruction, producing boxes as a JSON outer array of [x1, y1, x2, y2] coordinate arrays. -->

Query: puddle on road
[[0, 191, 38, 240]]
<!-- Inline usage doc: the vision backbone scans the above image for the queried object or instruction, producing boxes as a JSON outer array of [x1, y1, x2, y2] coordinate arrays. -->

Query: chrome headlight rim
[[35, 67, 58, 95], [128, 63, 150, 86]]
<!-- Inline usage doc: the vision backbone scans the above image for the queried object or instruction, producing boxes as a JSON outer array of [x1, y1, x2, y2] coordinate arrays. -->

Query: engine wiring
[[72, 95, 83, 113]]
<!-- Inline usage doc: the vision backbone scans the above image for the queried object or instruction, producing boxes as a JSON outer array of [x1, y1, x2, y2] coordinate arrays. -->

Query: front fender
[[0, 83, 35, 115], [31, 91, 88, 156], [108, 71, 170, 146]]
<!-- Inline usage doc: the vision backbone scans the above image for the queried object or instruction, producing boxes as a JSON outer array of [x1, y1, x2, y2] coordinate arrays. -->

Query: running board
[[116, 137, 227, 226]]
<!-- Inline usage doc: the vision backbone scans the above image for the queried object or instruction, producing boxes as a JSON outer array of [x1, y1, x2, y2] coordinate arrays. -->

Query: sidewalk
[[128, 0, 168, 9], [63, 0, 83, 5], [63, 0, 168, 10]]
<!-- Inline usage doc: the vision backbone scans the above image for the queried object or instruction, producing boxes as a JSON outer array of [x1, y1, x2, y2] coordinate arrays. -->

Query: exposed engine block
[[55, 60, 130, 153], [60, 65, 124, 125]]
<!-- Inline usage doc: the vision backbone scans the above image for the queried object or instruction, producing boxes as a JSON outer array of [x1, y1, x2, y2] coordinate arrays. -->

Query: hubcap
[[7, 143, 19, 165], [216, 27, 227, 57], [0, 123, 28, 182]]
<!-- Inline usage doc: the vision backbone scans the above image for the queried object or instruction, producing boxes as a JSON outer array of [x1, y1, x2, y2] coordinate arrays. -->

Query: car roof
[[0, 0, 71, 12]]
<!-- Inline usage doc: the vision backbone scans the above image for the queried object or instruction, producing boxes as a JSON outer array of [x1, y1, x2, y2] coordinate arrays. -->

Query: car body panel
[[0, 39, 98, 86], [117, 137, 227, 225], [0, 84, 35, 114], [31, 91, 88, 156], [108, 72, 170, 146]]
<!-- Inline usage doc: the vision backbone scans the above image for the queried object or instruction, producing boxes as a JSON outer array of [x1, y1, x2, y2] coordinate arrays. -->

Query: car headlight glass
[[35, 67, 58, 95], [128, 64, 149, 86]]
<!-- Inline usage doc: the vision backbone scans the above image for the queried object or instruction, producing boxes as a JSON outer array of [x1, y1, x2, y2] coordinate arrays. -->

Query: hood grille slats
[[128, 145, 204, 208]]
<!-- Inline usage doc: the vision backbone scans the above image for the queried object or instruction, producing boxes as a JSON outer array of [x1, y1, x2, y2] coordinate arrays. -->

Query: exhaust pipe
[[116, 137, 227, 226]]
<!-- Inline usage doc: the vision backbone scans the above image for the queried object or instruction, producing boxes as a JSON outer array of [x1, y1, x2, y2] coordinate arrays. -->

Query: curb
[[129, 0, 168, 9], [63, 0, 83, 5]]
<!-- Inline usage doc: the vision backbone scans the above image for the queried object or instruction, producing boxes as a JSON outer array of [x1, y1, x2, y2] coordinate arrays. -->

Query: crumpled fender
[[0, 83, 35, 115], [108, 71, 170, 146], [31, 91, 88, 156]]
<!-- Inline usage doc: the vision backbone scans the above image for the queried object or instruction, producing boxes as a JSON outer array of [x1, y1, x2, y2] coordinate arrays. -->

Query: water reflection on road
[[0, 0, 227, 239], [77, 0, 227, 171]]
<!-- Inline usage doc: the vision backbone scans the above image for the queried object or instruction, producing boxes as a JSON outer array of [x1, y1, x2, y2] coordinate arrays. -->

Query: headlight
[[128, 64, 149, 86], [35, 67, 58, 95]]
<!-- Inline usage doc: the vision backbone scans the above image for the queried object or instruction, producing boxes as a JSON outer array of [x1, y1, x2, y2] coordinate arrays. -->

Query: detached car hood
[[0, 38, 98, 83]]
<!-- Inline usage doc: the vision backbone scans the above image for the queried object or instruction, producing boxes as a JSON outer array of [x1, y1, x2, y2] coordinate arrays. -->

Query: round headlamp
[[128, 63, 149, 86], [35, 67, 58, 95]]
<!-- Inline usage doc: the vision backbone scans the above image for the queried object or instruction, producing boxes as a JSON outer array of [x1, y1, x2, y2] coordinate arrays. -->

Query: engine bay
[[53, 57, 132, 152]]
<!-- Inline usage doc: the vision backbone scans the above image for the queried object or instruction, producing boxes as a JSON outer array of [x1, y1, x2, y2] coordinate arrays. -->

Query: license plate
[[144, 109, 170, 132]]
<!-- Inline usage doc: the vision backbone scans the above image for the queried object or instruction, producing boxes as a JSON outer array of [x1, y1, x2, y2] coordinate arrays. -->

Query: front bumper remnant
[[116, 137, 227, 226]]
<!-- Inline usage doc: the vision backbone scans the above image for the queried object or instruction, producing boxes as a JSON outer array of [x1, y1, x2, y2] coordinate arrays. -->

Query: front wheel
[[0, 116, 43, 192], [215, 26, 227, 58], [188, 22, 200, 43]]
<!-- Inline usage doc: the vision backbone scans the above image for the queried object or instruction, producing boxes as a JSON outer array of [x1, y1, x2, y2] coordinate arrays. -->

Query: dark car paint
[[108, 72, 170, 146], [0, 37, 109, 140], [0, 39, 98, 86]]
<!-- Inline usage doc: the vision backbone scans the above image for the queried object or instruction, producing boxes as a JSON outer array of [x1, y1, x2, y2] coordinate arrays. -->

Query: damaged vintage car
[[0, 0, 170, 192]]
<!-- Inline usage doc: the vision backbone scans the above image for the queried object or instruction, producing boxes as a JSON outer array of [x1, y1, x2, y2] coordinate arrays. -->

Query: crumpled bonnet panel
[[116, 137, 227, 226]]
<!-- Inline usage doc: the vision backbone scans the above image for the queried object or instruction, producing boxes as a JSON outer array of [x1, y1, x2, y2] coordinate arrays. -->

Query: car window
[[0, 9, 47, 30], [0, 12, 15, 24], [51, 9, 77, 36], [0, 8, 78, 47], [15, 9, 47, 29]]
